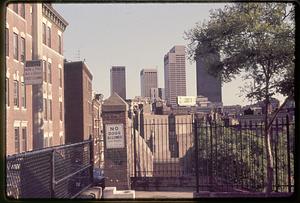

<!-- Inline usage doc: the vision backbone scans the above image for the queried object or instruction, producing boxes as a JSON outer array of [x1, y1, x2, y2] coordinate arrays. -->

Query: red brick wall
[[6, 4, 33, 155]]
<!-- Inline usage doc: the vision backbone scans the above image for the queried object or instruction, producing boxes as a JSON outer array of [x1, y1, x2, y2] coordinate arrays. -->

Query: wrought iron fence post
[[133, 121, 137, 178], [194, 115, 199, 193], [286, 115, 291, 192], [209, 120, 213, 191], [51, 149, 55, 198]]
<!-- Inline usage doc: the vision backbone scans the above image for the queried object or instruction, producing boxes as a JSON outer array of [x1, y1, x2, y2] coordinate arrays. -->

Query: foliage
[[185, 3, 295, 101]]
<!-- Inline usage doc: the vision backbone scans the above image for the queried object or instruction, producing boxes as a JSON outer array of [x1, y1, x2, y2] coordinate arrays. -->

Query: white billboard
[[105, 124, 125, 149], [24, 60, 43, 85], [177, 96, 196, 106]]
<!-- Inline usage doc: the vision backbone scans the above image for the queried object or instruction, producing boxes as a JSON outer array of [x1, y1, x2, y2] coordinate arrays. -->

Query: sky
[[54, 3, 284, 106]]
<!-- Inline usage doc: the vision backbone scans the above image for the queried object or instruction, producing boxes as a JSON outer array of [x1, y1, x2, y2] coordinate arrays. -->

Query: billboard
[[177, 96, 196, 106], [24, 60, 43, 85]]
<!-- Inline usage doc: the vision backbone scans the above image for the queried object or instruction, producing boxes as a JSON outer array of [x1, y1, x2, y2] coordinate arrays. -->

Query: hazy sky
[[53, 3, 284, 106]]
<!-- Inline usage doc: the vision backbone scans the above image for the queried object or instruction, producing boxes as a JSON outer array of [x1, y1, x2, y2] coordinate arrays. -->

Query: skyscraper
[[140, 69, 158, 98], [196, 56, 222, 103], [110, 66, 126, 100], [164, 46, 186, 107]]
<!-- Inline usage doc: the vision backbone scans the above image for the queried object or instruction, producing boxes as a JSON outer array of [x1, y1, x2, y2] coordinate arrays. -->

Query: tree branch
[[267, 94, 292, 130]]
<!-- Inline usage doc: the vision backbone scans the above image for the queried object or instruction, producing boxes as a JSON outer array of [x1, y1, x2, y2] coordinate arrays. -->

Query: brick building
[[64, 61, 93, 143], [92, 93, 104, 168], [5, 3, 68, 155]]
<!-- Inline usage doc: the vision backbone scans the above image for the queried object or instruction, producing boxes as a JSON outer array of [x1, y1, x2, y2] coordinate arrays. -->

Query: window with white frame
[[21, 82, 26, 108], [13, 80, 19, 107], [13, 33, 18, 60], [22, 127, 27, 152], [20, 37, 25, 63], [14, 127, 20, 154]]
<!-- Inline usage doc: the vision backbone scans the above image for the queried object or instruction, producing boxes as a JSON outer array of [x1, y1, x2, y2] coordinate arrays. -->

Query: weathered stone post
[[102, 93, 131, 190]]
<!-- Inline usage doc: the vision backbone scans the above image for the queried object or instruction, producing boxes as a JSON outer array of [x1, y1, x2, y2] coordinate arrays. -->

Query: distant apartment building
[[196, 55, 222, 103], [92, 93, 104, 169], [150, 87, 165, 102], [164, 46, 186, 108], [64, 61, 93, 143], [6, 3, 68, 155], [140, 69, 158, 98], [110, 66, 126, 100]]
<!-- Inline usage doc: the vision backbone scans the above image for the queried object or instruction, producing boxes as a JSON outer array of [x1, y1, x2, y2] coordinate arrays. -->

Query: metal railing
[[131, 114, 295, 193], [6, 139, 94, 199]]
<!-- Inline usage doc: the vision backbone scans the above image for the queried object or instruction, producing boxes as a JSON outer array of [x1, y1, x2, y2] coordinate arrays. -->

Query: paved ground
[[135, 191, 194, 199]]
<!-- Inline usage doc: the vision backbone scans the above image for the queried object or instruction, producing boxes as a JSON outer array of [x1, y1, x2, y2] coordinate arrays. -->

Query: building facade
[[64, 61, 93, 143], [110, 66, 126, 100], [92, 93, 104, 169], [196, 55, 222, 103], [6, 3, 68, 155], [140, 69, 158, 98], [150, 87, 165, 102], [164, 46, 186, 108]]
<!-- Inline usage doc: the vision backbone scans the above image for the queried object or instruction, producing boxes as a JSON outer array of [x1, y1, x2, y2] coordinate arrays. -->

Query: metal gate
[[130, 113, 294, 193]]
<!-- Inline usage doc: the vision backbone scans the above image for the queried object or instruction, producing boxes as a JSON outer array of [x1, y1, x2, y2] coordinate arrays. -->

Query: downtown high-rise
[[196, 55, 222, 103], [140, 69, 158, 98], [110, 66, 126, 100], [164, 46, 186, 107]]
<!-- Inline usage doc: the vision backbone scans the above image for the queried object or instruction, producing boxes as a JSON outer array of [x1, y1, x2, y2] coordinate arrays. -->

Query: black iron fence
[[6, 139, 94, 199], [194, 115, 294, 193], [131, 114, 294, 193]]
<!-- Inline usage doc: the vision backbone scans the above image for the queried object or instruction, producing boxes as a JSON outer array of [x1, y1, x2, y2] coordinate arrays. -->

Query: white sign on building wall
[[177, 96, 197, 106], [24, 60, 43, 85], [105, 124, 124, 149]]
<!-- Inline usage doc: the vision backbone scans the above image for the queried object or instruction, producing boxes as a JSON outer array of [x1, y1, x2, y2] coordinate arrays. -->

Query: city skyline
[[53, 3, 285, 106]]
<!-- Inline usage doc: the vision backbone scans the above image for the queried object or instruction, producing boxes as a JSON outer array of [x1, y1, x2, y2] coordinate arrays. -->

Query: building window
[[6, 78, 9, 106], [58, 35, 62, 54], [49, 137, 53, 147], [42, 23, 46, 44], [47, 26, 51, 47], [22, 127, 27, 152], [14, 127, 20, 154], [60, 136, 64, 145], [59, 68, 62, 87], [44, 98, 47, 120], [6, 28, 9, 56], [59, 102, 62, 121], [43, 60, 47, 82], [13, 4, 18, 13], [48, 62, 52, 84], [49, 100, 52, 120], [44, 137, 48, 148], [20, 37, 25, 63], [14, 80, 19, 107], [20, 3, 25, 18], [13, 33, 18, 60], [21, 82, 26, 108]]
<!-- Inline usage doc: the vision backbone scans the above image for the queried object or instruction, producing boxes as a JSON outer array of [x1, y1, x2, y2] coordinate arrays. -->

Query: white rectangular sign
[[105, 124, 124, 149], [24, 60, 43, 85], [177, 96, 196, 106]]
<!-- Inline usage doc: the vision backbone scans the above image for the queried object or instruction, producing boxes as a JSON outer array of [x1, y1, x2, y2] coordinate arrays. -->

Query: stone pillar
[[102, 93, 131, 190]]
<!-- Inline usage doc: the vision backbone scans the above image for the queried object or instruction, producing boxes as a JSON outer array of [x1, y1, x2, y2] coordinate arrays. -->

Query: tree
[[185, 3, 295, 194]]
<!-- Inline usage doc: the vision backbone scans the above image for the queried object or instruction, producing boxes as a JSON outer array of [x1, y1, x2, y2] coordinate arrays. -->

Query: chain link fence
[[6, 139, 93, 199]]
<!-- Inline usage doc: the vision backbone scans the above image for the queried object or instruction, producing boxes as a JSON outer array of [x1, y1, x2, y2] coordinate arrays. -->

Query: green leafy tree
[[185, 3, 295, 194]]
